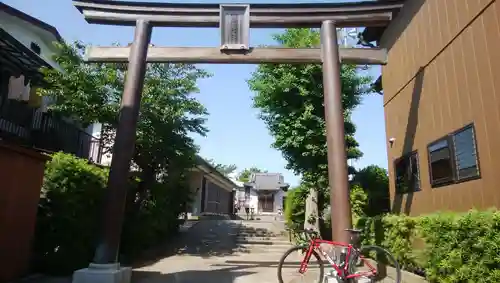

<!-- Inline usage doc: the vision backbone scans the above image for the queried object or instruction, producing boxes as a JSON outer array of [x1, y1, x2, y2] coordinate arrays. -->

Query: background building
[[234, 173, 289, 215]]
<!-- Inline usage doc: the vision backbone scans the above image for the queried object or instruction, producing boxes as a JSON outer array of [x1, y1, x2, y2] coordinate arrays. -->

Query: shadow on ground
[[133, 219, 242, 268], [132, 257, 335, 283], [132, 260, 285, 283], [133, 266, 254, 283]]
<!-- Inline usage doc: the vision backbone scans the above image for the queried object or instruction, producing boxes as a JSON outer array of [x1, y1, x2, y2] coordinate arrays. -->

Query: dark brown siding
[[205, 181, 231, 214], [0, 143, 47, 282], [382, 0, 500, 216]]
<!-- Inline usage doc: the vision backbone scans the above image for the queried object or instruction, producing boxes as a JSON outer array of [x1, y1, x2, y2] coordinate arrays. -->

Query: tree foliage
[[206, 159, 238, 177], [284, 184, 309, 232], [352, 165, 391, 216], [35, 42, 210, 272], [237, 167, 268, 182], [39, 41, 210, 211], [201, 161, 268, 181], [248, 29, 371, 189]]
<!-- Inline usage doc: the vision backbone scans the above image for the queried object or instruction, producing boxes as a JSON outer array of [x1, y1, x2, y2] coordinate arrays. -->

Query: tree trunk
[[304, 188, 320, 232]]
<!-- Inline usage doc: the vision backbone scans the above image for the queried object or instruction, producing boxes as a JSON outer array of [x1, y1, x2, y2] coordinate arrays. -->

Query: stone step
[[236, 245, 293, 253], [239, 227, 285, 233], [238, 232, 278, 236], [238, 229, 281, 233], [236, 236, 289, 242], [235, 239, 291, 246], [239, 227, 275, 231]]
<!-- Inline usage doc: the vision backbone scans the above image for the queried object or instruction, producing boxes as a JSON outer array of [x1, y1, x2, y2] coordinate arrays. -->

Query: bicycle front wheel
[[277, 246, 324, 283], [351, 245, 401, 283]]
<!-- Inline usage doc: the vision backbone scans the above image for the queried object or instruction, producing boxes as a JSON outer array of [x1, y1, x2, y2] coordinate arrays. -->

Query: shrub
[[356, 214, 419, 270], [419, 210, 500, 283], [284, 185, 309, 232], [350, 184, 368, 218], [120, 179, 190, 259], [286, 182, 370, 242], [33, 153, 193, 274], [352, 165, 390, 216], [357, 210, 500, 283], [33, 153, 108, 274]]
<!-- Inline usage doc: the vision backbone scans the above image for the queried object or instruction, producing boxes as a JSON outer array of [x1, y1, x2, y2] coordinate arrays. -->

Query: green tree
[[206, 159, 238, 177], [237, 167, 268, 182], [39, 41, 210, 215], [248, 28, 370, 190], [248, 29, 371, 223], [352, 165, 391, 216]]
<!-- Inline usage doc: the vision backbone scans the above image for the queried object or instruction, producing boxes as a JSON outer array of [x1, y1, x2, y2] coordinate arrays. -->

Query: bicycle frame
[[299, 238, 377, 280]]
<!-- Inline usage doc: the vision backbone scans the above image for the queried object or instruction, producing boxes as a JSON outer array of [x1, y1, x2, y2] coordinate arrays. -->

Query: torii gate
[[71, 0, 403, 282]]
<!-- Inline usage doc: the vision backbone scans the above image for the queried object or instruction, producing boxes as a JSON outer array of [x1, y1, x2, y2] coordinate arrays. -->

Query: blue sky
[[6, 0, 388, 186]]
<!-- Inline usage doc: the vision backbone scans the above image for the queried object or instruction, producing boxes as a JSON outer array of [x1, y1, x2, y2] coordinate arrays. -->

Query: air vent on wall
[[30, 42, 41, 55]]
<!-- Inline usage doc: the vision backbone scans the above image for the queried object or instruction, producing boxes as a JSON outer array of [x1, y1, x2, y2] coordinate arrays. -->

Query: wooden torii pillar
[[71, 1, 403, 283]]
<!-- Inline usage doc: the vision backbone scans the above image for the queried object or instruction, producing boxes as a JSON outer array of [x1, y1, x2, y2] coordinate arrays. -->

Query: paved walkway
[[24, 219, 286, 283], [24, 219, 412, 283], [132, 219, 283, 283]]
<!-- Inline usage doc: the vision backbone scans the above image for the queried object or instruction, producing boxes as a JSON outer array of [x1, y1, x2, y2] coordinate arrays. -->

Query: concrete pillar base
[[324, 276, 340, 283], [72, 263, 131, 283]]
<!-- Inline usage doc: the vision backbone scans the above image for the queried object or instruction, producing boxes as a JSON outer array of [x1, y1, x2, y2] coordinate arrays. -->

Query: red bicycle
[[277, 228, 401, 283]]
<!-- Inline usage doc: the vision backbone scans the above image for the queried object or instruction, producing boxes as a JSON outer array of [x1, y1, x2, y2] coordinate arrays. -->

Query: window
[[428, 139, 454, 185], [453, 126, 480, 180], [394, 151, 420, 194], [428, 124, 480, 187]]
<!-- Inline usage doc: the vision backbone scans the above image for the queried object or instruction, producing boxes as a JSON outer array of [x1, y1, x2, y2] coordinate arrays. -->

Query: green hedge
[[356, 210, 500, 283], [32, 153, 189, 275], [33, 153, 107, 273]]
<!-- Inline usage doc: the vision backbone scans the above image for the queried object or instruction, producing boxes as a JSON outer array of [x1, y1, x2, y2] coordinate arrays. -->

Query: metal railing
[[0, 99, 103, 163]]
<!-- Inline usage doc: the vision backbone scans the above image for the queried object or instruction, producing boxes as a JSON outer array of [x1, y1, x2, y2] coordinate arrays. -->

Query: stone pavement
[[19, 218, 422, 283], [133, 251, 284, 283], [23, 218, 290, 283], [132, 218, 289, 283]]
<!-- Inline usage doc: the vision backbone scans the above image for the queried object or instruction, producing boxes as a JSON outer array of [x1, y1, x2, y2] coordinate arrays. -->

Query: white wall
[[236, 189, 284, 213], [234, 188, 258, 211], [273, 190, 285, 212], [248, 190, 258, 211], [94, 124, 113, 166], [0, 11, 62, 113], [0, 11, 60, 70]]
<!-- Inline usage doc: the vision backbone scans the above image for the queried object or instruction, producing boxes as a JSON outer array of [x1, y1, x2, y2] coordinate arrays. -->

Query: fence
[[0, 99, 103, 163]]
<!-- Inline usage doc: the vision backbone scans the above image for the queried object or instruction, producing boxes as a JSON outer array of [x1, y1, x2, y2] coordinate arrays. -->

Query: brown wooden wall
[[187, 170, 232, 215], [0, 143, 47, 282], [381, 0, 500, 216]]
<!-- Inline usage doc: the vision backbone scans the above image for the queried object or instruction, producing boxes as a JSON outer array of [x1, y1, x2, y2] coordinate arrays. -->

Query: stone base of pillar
[[72, 263, 131, 283], [324, 276, 340, 283]]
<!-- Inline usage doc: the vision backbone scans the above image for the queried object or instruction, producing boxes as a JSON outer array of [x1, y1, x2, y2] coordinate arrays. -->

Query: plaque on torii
[[71, 1, 404, 282], [219, 4, 250, 51]]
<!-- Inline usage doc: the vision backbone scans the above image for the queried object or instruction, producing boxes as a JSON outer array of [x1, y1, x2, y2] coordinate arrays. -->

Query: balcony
[[0, 98, 103, 163]]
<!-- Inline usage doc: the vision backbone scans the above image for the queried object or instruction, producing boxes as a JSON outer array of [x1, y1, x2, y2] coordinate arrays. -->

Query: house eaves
[[194, 156, 238, 192], [0, 3, 64, 73], [0, 3, 63, 42]]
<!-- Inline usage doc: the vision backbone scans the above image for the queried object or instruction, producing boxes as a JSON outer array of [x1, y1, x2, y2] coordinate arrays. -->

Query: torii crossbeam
[[71, 1, 404, 282]]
